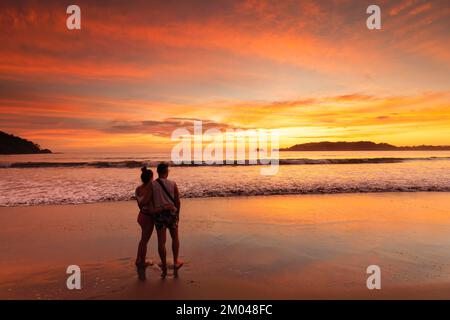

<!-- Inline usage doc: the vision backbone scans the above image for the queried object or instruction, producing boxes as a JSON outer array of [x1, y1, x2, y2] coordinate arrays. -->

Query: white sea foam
[[1, 153, 449, 206]]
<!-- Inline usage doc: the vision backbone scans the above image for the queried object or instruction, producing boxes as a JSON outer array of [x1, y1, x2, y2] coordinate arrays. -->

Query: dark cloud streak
[[105, 117, 235, 137]]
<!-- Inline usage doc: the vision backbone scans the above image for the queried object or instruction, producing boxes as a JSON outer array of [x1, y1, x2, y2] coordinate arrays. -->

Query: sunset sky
[[0, 0, 449, 152]]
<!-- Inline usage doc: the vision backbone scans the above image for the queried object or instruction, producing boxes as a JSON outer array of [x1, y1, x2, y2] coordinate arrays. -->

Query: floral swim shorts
[[154, 210, 179, 230]]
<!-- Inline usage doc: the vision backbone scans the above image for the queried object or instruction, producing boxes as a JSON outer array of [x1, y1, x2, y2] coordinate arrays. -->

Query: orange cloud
[[0, 0, 449, 151]]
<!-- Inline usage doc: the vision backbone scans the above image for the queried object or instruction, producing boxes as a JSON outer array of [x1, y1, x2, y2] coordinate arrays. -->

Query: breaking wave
[[1, 156, 449, 168], [1, 185, 450, 207], [1, 155, 449, 207]]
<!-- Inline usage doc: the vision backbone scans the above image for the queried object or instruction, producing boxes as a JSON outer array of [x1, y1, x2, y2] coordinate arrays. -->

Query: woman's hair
[[140, 166, 153, 184]]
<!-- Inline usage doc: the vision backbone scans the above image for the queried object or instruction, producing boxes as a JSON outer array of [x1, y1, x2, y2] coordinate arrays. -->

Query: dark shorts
[[154, 210, 179, 230], [137, 211, 154, 229]]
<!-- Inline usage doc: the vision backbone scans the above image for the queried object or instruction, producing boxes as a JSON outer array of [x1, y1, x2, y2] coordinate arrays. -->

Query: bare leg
[[169, 227, 180, 265], [157, 227, 167, 278], [169, 227, 183, 277], [136, 214, 154, 266], [135, 214, 154, 280]]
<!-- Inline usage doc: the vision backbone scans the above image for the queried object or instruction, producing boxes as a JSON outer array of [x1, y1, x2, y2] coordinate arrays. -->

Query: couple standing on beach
[[134, 162, 183, 280]]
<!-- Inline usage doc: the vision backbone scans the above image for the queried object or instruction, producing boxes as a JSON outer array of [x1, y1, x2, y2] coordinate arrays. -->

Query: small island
[[280, 141, 450, 151], [0, 131, 52, 154]]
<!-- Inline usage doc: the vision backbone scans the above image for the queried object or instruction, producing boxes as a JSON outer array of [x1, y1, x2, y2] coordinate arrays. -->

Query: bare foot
[[160, 265, 168, 279], [174, 260, 184, 269], [144, 260, 154, 267], [135, 260, 153, 268], [136, 266, 146, 281], [173, 260, 184, 277]]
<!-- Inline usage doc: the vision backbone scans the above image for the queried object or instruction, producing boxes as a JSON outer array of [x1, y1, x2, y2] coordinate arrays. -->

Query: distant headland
[[0, 131, 52, 154], [280, 141, 450, 151]]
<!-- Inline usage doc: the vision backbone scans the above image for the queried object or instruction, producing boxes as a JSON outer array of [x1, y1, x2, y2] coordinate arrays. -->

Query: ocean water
[[1, 151, 450, 206]]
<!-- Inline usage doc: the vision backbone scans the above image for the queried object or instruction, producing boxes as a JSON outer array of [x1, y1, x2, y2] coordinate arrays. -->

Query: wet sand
[[1, 192, 450, 299]]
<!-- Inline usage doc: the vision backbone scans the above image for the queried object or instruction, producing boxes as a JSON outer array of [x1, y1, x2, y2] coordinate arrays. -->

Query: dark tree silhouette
[[280, 141, 450, 151], [0, 131, 52, 154]]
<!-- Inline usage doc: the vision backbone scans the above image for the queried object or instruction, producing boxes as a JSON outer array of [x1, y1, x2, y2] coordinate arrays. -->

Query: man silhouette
[[153, 162, 182, 278]]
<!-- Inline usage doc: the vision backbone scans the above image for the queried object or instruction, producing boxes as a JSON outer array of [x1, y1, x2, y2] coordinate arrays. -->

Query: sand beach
[[1, 192, 450, 300]]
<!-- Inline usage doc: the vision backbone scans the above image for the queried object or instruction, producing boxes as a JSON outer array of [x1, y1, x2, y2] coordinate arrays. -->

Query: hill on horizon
[[280, 141, 450, 151], [0, 131, 52, 155]]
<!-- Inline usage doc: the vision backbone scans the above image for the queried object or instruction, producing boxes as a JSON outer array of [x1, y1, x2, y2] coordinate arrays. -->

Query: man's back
[[152, 178, 176, 211]]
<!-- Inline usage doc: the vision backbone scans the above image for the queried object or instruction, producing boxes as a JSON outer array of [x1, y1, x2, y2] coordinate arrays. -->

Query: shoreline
[[2, 190, 450, 208], [1, 192, 450, 299]]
